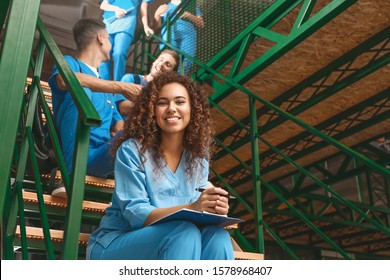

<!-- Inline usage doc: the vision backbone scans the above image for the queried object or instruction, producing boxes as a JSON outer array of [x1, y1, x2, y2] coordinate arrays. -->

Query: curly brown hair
[[113, 72, 213, 176]]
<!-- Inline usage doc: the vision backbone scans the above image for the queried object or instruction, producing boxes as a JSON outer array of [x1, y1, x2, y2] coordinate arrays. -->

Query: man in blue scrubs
[[99, 0, 155, 81], [48, 18, 140, 197]]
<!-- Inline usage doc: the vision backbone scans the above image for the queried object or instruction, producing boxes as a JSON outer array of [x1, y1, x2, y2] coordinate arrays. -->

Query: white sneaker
[[51, 186, 67, 198]]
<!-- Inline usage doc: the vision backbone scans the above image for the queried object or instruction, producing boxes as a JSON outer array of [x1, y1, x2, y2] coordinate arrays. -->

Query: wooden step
[[40, 171, 115, 202], [22, 190, 109, 222], [41, 171, 115, 190], [231, 237, 264, 260], [15, 225, 89, 246], [14, 226, 264, 260], [233, 251, 264, 260]]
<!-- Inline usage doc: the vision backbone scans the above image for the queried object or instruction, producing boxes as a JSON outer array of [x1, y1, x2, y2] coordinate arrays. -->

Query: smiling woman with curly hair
[[87, 72, 234, 260], [114, 72, 211, 176]]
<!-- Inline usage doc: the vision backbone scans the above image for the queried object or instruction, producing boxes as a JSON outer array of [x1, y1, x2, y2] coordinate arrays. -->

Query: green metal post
[[249, 96, 264, 253], [0, 0, 40, 258], [26, 127, 55, 259], [62, 119, 91, 259], [353, 158, 364, 204]]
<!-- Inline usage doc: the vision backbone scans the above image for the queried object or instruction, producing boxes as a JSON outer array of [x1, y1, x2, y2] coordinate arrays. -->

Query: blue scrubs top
[[48, 56, 123, 173], [102, 0, 154, 34], [88, 139, 208, 248]]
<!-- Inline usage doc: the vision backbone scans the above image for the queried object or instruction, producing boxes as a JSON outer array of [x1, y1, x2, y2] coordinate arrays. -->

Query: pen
[[196, 188, 236, 200]]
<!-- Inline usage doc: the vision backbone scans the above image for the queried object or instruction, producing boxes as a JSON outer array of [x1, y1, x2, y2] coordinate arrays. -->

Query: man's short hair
[[160, 49, 180, 72], [72, 18, 106, 51]]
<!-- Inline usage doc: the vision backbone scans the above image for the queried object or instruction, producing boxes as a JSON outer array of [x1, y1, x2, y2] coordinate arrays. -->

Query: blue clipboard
[[148, 208, 244, 227]]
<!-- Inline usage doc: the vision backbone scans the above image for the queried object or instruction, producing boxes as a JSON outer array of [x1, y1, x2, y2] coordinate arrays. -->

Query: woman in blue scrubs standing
[[87, 72, 234, 260], [99, 0, 154, 81], [154, 0, 204, 74]]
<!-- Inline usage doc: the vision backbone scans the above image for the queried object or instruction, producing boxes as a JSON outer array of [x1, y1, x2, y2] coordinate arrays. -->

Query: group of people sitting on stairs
[[48, 0, 234, 260]]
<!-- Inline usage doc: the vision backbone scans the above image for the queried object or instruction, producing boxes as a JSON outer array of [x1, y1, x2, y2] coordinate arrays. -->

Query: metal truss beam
[[215, 88, 389, 191], [196, 0, 357, 103], [0, 0, 41, 242], [214, 26, 390, 160]]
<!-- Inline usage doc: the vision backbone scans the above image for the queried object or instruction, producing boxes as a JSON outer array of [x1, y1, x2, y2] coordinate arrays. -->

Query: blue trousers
[[87, 221, 234, 260], [86, 139, 115, 178], [99, 32, 133, 81]]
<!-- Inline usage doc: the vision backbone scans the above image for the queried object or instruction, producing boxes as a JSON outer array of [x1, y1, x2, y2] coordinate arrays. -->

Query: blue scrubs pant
[[88, 221, 234, 260], [99, 32, 133, 81], [86, 139, 115, 178]]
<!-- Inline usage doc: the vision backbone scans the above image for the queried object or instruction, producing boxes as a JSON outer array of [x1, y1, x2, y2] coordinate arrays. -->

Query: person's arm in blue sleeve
[[190, 157, 209, 202], [51, 64, 141, 100], [115, 140, 199, 227], [114, 140, 157, 229]]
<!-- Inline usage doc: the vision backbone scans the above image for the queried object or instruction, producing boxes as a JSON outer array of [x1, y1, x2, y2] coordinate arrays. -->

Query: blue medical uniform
[[48, 56, 123, 177], [99, 0, 154, 81], [87, 139, 234, 260], [160, 3, 203, 74]]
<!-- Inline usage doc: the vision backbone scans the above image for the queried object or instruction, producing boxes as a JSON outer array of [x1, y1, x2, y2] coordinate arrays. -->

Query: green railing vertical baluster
[[25, 127, 55, 259], [249, 96, 264, 253], [62, 119, 91, 259], [2, 177, 13, 260], [262, 222, 300, 259], [0, 0, 40, 241], [35, 79, 71, 188]]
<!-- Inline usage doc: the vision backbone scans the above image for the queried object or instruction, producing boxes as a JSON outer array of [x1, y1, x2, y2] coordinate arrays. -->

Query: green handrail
[[0, 0, 41, 258]]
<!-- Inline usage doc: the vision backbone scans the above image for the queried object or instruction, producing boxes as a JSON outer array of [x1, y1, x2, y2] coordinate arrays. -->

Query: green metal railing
[[1, 0, 101, 259]]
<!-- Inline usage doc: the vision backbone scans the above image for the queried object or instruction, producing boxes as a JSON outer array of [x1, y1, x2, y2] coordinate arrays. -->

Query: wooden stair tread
[[231, 238, 264, 260], [233, 251, 264, 260], [41, 171, 115, 190], [23, 190, 109, 214], [15, 225, 90, 245], [15, 225, 263, 260]]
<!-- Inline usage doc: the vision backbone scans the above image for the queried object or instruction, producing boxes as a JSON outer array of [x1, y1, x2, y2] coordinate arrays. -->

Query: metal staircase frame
[[0, 0, 101, 260]]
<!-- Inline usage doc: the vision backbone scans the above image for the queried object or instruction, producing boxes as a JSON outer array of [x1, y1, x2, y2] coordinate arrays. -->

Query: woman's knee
[[201, 226, 231, 244], [168, 221, 202, 243]]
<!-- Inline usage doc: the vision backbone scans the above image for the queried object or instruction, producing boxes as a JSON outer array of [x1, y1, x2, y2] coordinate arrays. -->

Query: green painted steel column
[[62, 119, 91, 259], [249, 96, 264, 253], [0, 0, 40, 253]]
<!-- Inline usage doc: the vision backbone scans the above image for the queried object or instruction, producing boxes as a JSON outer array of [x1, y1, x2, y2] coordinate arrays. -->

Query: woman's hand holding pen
[[190, 182, 229, 215]]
